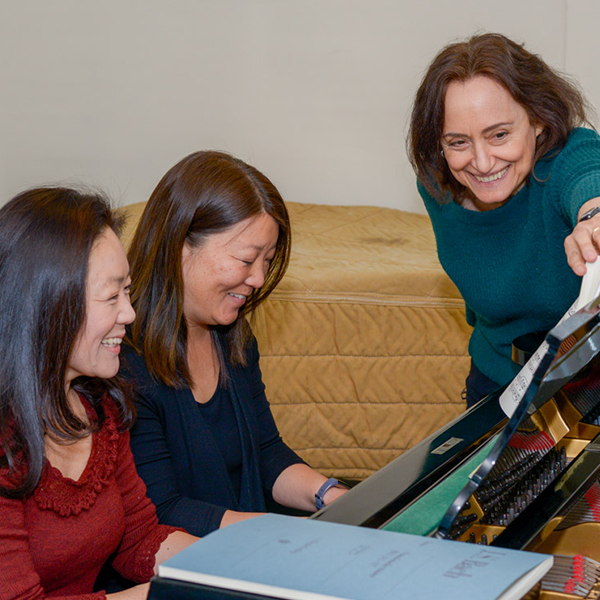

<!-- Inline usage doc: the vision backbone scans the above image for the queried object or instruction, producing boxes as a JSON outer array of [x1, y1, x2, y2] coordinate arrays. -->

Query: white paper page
[[499, 260, 600, 417]]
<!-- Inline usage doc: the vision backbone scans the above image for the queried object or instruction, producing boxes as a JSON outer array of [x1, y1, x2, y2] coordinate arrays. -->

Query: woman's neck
[[459, 194, 509, 212], [187, 327, 220, 403], [45, 385, 92, 481]]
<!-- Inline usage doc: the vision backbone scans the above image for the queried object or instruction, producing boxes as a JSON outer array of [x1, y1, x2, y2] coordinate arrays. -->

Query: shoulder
[[120, 343, 159, 393], [566, 127, 600, 144], [120, 343, 149, 377], [218, 327, 260, 364], [554, 127, 600, 160], [99, 393, 122, 419], [534, 128, 600, 184], [417, 179, 455, 217], [221, 332, 260, 383], [119, 344, 184, 418], [238, 333, 260, 370], [417, 179, 436, 204], [246, 334, 260, 361], [0, 419, 28, 492], [0, 448, 26, 493], [91, 393, 128, 434]]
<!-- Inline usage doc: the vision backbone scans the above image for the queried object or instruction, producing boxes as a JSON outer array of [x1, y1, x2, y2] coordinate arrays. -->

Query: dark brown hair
[[408, 32, 590, 203], [0, 187, 135, 499], [127, 150, 291, 388]]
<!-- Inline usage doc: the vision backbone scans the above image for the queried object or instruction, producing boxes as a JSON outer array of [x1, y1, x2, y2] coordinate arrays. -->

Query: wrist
[[315, 478, 338, 510], [578, 206, 600, 223], [315, 477, 348, 510]]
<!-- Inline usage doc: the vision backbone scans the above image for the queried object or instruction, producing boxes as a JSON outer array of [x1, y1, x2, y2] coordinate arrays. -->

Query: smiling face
[[67, 228, 135, 385], [441, 76, 542, 211], [181, 213, 279, 332]]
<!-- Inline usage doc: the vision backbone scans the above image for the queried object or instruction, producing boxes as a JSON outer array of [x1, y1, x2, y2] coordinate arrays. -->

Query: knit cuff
[[567, 172, 600, 224], [114, 524, 184, 584]]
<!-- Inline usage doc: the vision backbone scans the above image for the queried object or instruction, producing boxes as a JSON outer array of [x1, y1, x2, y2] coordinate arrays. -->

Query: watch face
[[580, 206, 600, 222]]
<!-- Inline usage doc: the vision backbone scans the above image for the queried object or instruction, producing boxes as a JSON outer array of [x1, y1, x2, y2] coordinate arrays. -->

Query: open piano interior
[[313, 299, 600, 599]]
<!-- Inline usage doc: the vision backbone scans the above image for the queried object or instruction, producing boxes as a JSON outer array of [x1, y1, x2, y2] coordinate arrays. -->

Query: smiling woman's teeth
[[474, 166, 509, 183], [229, 293, 245, 300], [102, 337, 122, 347]]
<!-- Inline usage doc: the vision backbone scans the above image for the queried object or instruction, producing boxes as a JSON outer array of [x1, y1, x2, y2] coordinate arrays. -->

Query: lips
[[101, 336, 124, 355], [472, 165, 509, 183]]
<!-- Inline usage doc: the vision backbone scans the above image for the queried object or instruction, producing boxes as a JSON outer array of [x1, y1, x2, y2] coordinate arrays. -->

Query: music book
[[158, 514, 552, 600]]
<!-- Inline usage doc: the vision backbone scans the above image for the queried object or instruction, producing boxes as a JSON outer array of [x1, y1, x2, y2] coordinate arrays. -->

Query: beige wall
[[1, 1, 596, 212]]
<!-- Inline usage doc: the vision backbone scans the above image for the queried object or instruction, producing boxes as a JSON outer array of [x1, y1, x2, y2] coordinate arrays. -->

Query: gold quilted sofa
[[121, 201, 471, 482]]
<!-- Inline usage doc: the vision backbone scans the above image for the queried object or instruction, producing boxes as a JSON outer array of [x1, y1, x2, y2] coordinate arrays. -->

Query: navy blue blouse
[[121, 335, 305, 537]]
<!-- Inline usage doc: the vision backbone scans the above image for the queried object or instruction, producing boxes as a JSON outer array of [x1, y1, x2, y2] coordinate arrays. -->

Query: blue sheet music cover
[[159, 514, 552, 600]]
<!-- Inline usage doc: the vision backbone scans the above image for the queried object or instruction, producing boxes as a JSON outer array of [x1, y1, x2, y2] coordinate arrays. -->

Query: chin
[[470, 181, 522, 206], [97, 363, 120, 380], [216, 318, 239, 328], [478, 196, 510, 207], [468, 187, 512, 208], [217, 311, 241, 326], [92, 371, 119, 380]]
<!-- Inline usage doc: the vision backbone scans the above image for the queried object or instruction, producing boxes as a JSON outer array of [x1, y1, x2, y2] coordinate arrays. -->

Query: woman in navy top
[[123, 151, 347, 537]]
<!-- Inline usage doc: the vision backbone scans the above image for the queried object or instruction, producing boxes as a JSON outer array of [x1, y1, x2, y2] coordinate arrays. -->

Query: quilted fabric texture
[[121, 201, 471, 481]]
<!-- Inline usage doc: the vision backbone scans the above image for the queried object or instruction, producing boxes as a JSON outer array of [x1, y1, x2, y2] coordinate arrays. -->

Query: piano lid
[[436, 297, 600, 539]]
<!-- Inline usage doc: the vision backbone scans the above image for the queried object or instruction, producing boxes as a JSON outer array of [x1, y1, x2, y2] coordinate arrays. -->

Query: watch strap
[[578, 206, 600, 222], [315, 477, 339, 510]]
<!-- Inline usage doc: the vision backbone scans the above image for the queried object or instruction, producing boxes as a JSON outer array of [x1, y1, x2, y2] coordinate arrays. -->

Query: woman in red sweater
[[0, 187, 197, 600]]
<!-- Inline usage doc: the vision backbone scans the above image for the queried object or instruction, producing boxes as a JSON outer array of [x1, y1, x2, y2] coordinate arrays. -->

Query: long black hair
[[0, 187, 135, 499]]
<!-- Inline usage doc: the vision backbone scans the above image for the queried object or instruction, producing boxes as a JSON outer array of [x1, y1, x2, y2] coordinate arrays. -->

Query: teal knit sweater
[[419, 127, 600, 386]]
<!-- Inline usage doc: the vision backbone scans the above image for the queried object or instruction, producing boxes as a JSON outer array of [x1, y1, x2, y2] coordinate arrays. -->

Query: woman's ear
[[535, 123, 544, 138], [181, 241, 192, 261]]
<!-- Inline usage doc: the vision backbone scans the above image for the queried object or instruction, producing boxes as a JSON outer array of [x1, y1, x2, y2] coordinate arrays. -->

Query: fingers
[[565, 237, 588, 276], [565, 220, 600, 276]]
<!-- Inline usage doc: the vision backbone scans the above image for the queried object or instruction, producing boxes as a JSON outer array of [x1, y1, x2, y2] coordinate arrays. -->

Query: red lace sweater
[[0, 398, 179, 600]]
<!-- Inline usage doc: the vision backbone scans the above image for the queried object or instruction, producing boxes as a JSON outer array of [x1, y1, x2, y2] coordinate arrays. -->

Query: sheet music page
[[158, 513, 553, 600], [499, 259, 600, 417]]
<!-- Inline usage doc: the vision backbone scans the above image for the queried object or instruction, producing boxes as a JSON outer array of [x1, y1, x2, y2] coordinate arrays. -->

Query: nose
[[471, 141, 494, 173], [245, 261, 268, 289], [119, 295, 136, 325]]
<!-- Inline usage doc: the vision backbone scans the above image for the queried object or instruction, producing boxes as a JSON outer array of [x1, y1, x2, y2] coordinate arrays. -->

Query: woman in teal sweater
[[408, 33, 600, 406]]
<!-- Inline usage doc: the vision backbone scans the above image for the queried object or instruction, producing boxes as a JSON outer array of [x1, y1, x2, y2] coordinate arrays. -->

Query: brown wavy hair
[[127, 150, 291, 388], [408, 32, 591, 203]]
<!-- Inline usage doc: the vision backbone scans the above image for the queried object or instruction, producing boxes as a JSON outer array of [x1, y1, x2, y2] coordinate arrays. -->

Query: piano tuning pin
[[481, 534, 488, 545]]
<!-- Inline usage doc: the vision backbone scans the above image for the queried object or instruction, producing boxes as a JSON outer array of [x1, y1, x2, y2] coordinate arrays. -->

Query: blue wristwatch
[[315, 477, 339, 510]]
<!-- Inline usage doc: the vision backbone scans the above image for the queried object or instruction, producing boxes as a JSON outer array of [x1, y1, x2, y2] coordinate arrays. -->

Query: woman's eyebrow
[[442, 121, 514, 139], [482, 121, 514, 134]]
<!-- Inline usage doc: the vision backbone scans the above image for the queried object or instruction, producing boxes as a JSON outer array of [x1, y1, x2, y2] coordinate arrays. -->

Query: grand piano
[[311, 299, 600, 598], [150, 299, 600, 599]]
